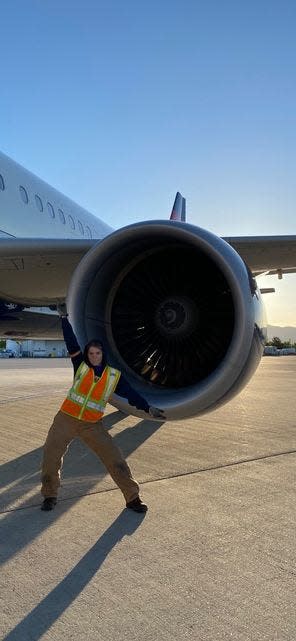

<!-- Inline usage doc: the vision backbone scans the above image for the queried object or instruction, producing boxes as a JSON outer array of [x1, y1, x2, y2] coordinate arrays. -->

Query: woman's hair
[[83, 339, 105, 367]]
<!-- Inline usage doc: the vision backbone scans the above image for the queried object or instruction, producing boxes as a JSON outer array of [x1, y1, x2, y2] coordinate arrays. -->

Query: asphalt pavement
[[1, 356, 296, 641]]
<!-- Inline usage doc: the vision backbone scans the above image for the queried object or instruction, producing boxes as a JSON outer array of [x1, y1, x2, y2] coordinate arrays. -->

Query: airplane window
[[68, 214, 75, 229], [0, 174, 4, 190], [78, 220, 84, 235], [47, 202, 55, 218], [19, 186, 29, 204], [35, 194, 43, 212], [85, 225, 92, 239], [58, 209, 65, 224]]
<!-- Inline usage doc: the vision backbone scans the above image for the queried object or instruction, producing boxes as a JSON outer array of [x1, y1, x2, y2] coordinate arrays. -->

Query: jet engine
[[67, 220, 267, 421]]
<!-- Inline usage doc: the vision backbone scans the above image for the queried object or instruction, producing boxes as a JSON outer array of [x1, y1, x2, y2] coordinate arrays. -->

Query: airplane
[[0, 150, 296, 421]]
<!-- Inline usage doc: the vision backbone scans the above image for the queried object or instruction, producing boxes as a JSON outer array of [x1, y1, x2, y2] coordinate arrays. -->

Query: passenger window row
[[19, 185, 92, 238], [0, 172, 92, 238]]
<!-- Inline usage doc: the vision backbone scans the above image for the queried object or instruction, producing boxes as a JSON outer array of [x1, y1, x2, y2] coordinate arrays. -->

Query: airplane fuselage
[[0, 151, 112, 240]]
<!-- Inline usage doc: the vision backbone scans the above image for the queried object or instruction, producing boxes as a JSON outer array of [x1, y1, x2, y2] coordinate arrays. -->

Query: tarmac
[[1, 356, 296, 641]]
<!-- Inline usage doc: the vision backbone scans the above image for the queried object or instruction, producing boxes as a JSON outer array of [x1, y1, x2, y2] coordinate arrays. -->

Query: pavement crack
[[1, 448, 296, 514], [140, 448, 296, 485]]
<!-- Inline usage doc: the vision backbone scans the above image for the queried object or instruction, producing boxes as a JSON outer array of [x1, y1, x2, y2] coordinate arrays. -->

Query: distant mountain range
[[267, 326, 296, 341]]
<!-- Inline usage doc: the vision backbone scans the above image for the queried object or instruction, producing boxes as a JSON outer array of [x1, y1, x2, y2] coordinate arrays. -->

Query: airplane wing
[[222, 235, 296, 276], [1, 234, 296, 308], [0, 238, 95, 306]]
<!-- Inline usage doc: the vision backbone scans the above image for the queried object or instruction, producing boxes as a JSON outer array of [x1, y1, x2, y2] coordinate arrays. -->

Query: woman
[[41, 306, 163, 512]]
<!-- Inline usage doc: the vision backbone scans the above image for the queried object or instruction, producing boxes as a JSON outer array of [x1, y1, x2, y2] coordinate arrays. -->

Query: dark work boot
[[126, 497, 148, 513], [41, 497, 57, 511]]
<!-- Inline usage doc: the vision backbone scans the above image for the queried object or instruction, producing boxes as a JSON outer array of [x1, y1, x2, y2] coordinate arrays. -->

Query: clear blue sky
[[1, 1, 295, 325]]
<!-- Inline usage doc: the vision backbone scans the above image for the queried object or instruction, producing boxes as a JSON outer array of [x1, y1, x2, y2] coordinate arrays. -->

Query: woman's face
[[87, 346, 103, 366]]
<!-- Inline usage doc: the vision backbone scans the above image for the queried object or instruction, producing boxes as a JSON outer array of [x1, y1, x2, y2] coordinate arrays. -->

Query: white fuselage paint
[[0, 151, 113, 240]]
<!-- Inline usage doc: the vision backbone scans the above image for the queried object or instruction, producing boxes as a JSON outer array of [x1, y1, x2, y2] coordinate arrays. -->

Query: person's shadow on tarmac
[[2, 508, 143, 641], [0, 410, 163, 568]]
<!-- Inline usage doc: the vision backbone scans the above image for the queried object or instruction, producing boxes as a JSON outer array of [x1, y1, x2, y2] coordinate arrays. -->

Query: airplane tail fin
[[170, 192, 186, 222]]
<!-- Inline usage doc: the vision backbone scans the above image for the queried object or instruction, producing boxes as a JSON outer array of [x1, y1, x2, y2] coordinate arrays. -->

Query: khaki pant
[[41, 410, 139, 503]]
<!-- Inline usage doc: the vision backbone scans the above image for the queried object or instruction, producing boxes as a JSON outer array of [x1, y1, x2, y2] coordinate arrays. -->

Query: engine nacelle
[[67, 221, 267, 421]]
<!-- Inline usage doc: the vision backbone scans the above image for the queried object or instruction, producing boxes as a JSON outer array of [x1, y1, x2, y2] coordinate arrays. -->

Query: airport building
[[5, 338, 66, 358]]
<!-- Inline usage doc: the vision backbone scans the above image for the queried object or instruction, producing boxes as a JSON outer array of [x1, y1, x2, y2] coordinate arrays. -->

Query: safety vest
[[61, 361, 121, 422]]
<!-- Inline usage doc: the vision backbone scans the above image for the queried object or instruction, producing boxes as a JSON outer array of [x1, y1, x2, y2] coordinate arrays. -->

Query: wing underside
[[0, 238, 95, 305], [223, 235, 296, 276]]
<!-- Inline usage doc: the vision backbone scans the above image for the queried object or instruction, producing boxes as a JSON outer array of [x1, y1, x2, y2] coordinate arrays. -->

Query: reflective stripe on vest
[[61, 361, 121, 422]]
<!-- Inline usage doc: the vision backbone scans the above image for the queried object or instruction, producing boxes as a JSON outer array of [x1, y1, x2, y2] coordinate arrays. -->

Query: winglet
[[170, 192, 186, 222]]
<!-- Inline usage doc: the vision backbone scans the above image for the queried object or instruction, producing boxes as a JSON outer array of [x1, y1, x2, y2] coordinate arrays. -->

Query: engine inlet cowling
[[67, 221, 266, 421]]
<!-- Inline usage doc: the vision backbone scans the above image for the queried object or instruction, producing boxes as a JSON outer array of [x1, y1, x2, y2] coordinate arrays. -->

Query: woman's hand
[[57, 302, 68, 317], [148, 406, 166, 420]]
